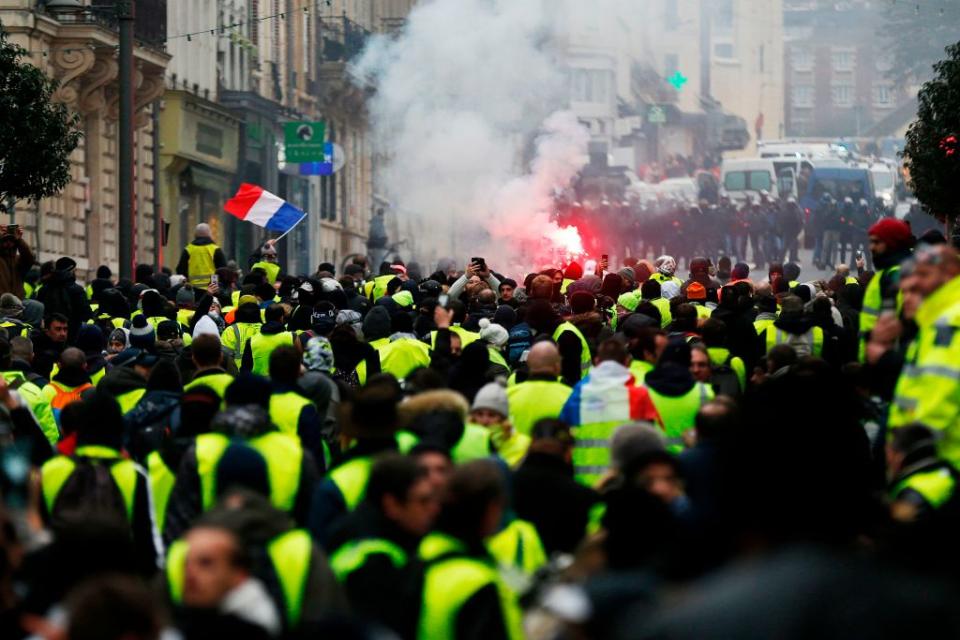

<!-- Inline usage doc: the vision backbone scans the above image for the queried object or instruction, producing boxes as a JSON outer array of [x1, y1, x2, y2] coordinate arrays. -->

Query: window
[[714, 41, 736, 59], [791, 47, 812, 71], [715, 0, 734, 29], [196, 123, 223, 158], [873, 83, 892, 106], [570, 69, 611, 103], [791, 85, 813, 107], [748, 171, 772, 191], [664, 0, 679, 30], [592, 71, 610, 104], [723, 171, 772, 192], [572, 69, 589, 101], [724, 171, 746, 191], [831, 48, 855, 72], [831, 84, 853, 107]]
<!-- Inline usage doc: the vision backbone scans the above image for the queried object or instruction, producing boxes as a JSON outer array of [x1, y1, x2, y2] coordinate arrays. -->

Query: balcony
[[318, 16, 370, 63], [313, 16, 370, 119], [42, 0, 167, 51]]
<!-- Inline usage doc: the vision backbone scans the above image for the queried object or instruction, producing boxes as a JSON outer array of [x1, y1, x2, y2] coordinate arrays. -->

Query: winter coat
[[0, 239, 34, 298], [123, 389, 181, 461], [36, 269, 91, 339], [513, 452, 599, 555]]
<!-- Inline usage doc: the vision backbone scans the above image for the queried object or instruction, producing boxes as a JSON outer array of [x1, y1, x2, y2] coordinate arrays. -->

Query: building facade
[[158, 0, 415, 276], [633, 0, 784, 157], [784, 1, 909, 138], [0, 0, 169, 274], [0, 0, 415, 279]]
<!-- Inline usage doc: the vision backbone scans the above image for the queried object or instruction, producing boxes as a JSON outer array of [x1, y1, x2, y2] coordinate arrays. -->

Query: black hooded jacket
[[36, 269, 91, 339]]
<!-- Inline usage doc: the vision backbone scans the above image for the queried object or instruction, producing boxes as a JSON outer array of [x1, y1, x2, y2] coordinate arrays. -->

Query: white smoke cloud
[[352, 0, 600, 275]]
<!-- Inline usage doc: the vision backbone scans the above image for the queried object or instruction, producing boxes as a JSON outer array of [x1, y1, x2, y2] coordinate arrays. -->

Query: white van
[[721, 157, 806, 202], [757, 140, 836, 160]]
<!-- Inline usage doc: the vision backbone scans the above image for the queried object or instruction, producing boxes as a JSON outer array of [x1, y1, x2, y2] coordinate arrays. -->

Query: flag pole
[[273, 213, 307, 242]]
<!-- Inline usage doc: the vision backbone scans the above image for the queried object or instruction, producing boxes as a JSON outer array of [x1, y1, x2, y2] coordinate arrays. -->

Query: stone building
[[0, 0, 169, 274]]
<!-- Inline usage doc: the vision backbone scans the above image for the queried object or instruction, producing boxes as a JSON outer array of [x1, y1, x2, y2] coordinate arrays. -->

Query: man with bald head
[[885, 244, 960, 465], [177, 222, 227, 288], [41, 346, 94, 431], [506, 341, 572, 436]]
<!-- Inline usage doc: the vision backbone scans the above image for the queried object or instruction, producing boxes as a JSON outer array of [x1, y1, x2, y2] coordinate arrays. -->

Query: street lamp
[[46, 0, 136, 280]]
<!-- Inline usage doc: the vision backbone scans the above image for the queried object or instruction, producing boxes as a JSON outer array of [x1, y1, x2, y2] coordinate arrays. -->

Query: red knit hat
[[686, 281, 707, 301], [868, 218, 912, 251]]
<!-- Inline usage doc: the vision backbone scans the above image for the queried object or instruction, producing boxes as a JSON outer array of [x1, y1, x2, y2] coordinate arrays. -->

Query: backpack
[[507, 322, 533, 366], [710, 355, 741, 398], [50, 382, 94, 427], [51, 458, 129, 527]]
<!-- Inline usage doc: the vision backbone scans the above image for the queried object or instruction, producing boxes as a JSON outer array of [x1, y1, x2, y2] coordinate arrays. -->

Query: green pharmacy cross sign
[[284, 121, 327, 163], [667, 71, 688, 91]]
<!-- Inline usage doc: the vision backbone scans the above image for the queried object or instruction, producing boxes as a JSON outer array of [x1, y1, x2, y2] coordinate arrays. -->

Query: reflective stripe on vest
[[147, 451, 176, 534], [573, 420, 624, 483], [224, 322, 261, 363], [417, 533, 524, 640], [266, 529, 312, 627], [185, 242, 219, 287], [251, 331, 296, 377], [269, 391, 314, 437], [486, 519, 547, 576], [329, 537, 408, 582], [552, 321, 591, 373], [329, 456, 374, 511]]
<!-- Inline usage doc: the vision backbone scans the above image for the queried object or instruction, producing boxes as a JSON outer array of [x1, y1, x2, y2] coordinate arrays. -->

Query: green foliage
[[0, 25, 82, 212], [904, 41, 960, 223], [880, 3, 960, 87]]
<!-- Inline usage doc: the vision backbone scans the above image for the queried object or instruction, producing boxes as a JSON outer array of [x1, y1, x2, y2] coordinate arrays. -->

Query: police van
[[720, 157, 811, 202]]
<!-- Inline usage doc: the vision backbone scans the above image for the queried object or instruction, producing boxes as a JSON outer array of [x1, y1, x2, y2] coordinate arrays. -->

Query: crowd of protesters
[[0, 215, 959, 639]]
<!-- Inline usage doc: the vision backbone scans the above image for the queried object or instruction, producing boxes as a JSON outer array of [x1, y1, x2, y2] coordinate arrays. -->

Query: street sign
[[283, 121, 326, 163], [299, 142, 347, 176], [648, 105, 667, 124]]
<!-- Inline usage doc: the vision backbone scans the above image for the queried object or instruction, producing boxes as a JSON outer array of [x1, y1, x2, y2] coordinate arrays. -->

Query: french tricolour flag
[[225, 183, 307, 234]]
